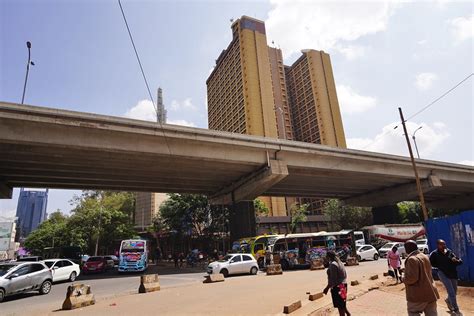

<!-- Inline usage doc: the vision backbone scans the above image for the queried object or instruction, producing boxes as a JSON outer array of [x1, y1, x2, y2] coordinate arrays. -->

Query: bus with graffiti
[[118, 239, 148, 272]]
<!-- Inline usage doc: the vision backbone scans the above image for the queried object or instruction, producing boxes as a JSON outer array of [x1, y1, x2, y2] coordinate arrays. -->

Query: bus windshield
[[121, 240, 145, 252]]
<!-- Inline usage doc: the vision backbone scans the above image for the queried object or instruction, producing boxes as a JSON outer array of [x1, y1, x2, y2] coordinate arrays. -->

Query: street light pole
[[398, 107, 429, 221], [412, 126, 423, 159], [21, 41, 34, 104]]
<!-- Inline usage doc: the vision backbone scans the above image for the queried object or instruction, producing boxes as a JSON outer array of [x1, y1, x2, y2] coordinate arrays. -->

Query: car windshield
[[0, 264, 16, 276], [218, 255, 233, 262], [87, 257, 102, 262], [356, 246, 362, 251], [416, 240, 426, 245], [43, 261, 55, 268], [381, 243, 395, 249]]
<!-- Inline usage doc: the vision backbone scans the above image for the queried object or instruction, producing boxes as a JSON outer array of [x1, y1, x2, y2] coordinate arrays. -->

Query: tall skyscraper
[[207, 16, 347, 233], [134, 87, 168, 230], [15, 188, 49, 238]]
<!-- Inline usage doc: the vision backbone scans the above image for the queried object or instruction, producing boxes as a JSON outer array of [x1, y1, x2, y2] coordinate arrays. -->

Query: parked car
[[416, 239, 429, 254], [104, 256, 118, 268], [82, 256, 107, 274], [16, 256, 43, 262], [207, 254, 258, 278], [0, 262, 53, 302], [356, 245, 379, 261], [43, 259, 81, 282], [378, 242, 406, 258]]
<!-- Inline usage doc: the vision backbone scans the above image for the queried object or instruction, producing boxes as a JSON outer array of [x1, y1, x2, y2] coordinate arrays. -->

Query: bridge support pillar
[[229, 201, 256, 242], [0, 182, 13, 199]]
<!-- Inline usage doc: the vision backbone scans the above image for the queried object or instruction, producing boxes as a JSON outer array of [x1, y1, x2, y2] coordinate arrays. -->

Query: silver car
[[0, 262, 53, 302]]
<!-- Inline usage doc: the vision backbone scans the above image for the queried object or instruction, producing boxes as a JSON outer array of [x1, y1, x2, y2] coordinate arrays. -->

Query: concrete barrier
[[369, 274, 379, 280], [310, 259, 325, 270], [139, 274, 161, 293], [350, 280, 360, 286], [266, 264, 283, 275], [203, 273, 225, 283], [383, 272, 390, 277], [283, 300, 302, 314], [345, 257, 359, 266], [309, 292, 324, 301], [62, 284, 95, 310]]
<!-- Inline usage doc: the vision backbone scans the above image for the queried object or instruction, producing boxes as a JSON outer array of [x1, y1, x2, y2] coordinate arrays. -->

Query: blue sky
[[1, 0, 473, 217]]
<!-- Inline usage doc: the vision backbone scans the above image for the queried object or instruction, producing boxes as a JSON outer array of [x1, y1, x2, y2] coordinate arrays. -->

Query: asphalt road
[[1, 264, 208, 316]]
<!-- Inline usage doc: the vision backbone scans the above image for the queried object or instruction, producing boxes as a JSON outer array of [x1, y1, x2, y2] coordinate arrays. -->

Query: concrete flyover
[[0, 101, 473, 210]]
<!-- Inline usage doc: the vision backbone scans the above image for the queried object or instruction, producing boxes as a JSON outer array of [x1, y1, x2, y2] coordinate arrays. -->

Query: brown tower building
[[207, 16, 347, 234]]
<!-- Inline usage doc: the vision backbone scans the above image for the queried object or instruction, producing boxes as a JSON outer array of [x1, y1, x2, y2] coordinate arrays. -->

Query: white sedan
[[356, 245, 380, 261], [43, 259, 81, 282], [207, 254, 259, 277]]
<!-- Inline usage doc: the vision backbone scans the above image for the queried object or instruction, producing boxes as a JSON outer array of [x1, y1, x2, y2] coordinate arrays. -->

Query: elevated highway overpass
[[0, 102, 473, 210]]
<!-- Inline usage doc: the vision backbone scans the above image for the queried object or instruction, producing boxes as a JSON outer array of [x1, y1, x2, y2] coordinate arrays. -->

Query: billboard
[[0, 222, 14, 251]]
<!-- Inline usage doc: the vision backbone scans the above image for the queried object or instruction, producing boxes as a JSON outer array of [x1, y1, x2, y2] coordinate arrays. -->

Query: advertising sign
[[0, 222, 14, 251]]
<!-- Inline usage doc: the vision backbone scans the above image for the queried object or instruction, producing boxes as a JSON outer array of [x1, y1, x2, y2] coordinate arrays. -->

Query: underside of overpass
[[1, 102, 473, 213]]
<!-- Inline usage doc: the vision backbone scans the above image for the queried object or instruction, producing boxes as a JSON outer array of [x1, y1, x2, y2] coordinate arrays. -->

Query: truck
[[118, 239, 148, 272], [361, 224, 425, 249]]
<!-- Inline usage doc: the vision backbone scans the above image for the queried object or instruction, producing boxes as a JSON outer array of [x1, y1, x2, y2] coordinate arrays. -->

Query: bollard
[[309, 292, 324, 301], [383, 272, 390, 277], [266, 264, 283, 275], [139, 274, 161, 293], [369, 274, 379, 280], [350, 280, 360, 286], [62, 284, 95, 310], [203, 273, 225, 283], [310, 259, 325, 270], [283, 300, 302, 314]]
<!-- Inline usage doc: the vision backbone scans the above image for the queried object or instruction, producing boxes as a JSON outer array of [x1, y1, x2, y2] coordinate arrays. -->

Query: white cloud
[[415, 72, 438, 91], [347, 121, 450, 157], [170, 98, 196, 111], [417, 39, 427, 45], [124, 99, 157, 121], [265, 0, 400, 60], [337, 85, 377, 114], [458, 160, 474, 166], [448, 14, 474, 43], [336, 45, 367, 60], [167, 119, 196, 127]]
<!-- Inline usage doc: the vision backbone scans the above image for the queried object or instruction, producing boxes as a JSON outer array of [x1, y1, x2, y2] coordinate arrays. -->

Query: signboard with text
[[0, 222, 14, 251]]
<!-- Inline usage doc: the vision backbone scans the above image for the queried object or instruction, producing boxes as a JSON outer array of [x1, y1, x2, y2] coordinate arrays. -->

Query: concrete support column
[[229, 201, 256, 242]]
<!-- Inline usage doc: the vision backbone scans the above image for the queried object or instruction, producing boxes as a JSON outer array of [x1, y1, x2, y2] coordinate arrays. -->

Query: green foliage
[[323, 199, 373, 230], [289, 203, 309, 233], [253, 199, 269, 216], [24, 191, 136, 255], [158, 194, 228, 239], [397, 201, 462, 223]]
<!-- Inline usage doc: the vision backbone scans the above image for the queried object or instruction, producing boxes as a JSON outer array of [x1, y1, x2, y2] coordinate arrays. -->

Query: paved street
[[0, 259, 388, 315], [1, 264, 207, 316]]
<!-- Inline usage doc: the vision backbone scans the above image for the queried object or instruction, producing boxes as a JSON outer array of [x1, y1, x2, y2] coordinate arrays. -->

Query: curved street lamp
[[412, 126, 423, 159]]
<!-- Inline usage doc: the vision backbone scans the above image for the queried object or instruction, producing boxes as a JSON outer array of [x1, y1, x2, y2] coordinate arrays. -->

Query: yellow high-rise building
[[207, 16, 347, 233]]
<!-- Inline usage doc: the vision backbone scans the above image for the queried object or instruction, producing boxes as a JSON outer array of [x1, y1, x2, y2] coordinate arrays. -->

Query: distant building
[[207, 16, 347, 234], [134, 88, 168, 230], [15, 188, 49, 238], [0, 217, 19, 260]]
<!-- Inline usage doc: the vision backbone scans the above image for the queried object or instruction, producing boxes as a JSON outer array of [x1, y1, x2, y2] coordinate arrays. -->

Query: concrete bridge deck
[[0, 102, 473, 210]]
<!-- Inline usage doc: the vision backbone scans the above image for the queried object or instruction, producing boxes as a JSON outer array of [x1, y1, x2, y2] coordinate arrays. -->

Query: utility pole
[[398, 107, 429, 221], [94, 193, 103, 256]]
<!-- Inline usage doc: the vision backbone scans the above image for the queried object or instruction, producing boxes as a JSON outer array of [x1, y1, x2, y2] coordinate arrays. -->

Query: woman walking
[[387, 245, 402, 283], [323, 251, 351, 316]]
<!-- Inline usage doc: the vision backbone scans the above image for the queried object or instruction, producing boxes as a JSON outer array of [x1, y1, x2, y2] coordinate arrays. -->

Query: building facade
[[15, 188, 48, 238], [207, 16, 347, 234]]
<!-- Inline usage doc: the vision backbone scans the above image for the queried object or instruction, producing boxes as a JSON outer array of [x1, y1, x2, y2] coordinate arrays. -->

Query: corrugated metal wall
[[426, 210, 474, 282]]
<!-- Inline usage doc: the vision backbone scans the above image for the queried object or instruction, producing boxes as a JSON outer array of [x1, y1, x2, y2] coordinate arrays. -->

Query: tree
[[397, 201, 462, 223], [24, 211, 69, 255], [289, 203, 309, 233], [323, 199, 373, 230], [253, 199, 269, 217]]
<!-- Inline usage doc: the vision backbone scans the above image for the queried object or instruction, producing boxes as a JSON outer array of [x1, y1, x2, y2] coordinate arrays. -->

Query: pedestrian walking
[[387, 245, 403, 283], [323, 251, 351, 316], [429, 239, 463, 315], [173, 252, 179, 268], [403, 240, 439, 316]]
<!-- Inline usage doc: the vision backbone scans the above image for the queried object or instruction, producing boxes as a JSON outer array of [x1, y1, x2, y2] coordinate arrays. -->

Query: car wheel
[[250, 267, 258, 275], [357, 255, 362, 262], [220, 268, 229, 278], [0, 288, 5, 303], [39, 280, 52, 295], [373, 253, 379, 261], [69, 271, 77, 282]]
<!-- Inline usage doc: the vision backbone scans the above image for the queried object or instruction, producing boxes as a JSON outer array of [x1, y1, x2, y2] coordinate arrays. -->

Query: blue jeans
[[438, 270, 459, 311]]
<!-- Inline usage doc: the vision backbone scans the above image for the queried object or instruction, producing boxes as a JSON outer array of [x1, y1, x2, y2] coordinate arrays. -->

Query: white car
[[207, 254, 258, 277], [416, 239, 429, 254], [356, 245, 379, 261], [378, 242, 407, 258], [43, 259, 80, 282]]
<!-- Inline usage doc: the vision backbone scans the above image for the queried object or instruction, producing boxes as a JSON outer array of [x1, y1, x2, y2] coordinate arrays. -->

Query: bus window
[[253, 243, 264, 253], [273, 242, 286, 252]]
